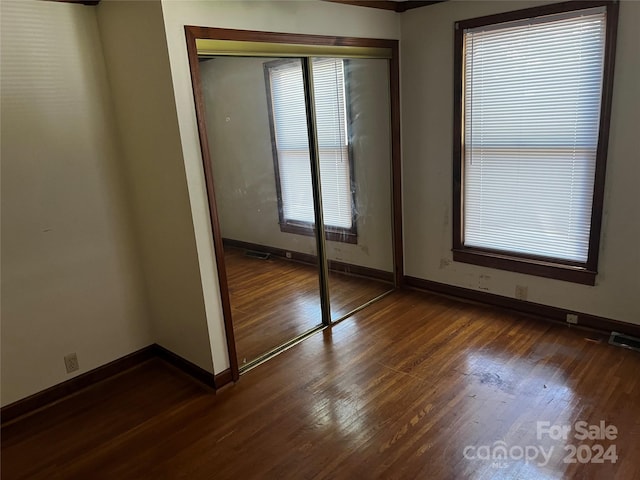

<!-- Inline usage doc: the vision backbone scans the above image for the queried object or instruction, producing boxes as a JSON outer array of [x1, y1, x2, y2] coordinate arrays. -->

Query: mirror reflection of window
[[266, 58, 356, 243]]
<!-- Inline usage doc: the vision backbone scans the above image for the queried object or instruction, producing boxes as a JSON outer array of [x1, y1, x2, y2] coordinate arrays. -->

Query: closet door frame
[[184, 26, 403, 383]]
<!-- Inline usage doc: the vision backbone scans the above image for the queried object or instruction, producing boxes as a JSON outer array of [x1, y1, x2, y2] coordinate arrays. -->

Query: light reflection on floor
[[300, 315, 608, 479]]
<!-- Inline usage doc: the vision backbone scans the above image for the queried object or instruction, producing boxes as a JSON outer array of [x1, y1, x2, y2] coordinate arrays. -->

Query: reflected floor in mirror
[[225, 247, 393, 365]]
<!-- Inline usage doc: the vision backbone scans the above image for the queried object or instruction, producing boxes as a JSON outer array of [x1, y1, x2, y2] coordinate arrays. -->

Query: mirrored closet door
[[199, 56, 324, 368], [188, 29, 401, 375], [310, 57, 395, 321]]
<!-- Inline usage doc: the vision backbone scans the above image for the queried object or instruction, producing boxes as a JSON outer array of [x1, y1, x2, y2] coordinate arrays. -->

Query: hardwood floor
[[2, 290, 639, 479], [225, 247, 393, 365]]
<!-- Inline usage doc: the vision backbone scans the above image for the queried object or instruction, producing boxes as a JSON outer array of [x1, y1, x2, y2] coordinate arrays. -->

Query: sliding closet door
[[310, 58, 395, 321], [199, 56, 324, 368]]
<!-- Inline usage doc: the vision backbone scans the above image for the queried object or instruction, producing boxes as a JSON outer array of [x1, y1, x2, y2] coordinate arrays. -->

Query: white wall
[[200, 56, 394, 272], [160, 0, 401, 372], [0, 0, 152, 406], [96, 0, 216, 373], [401, 0, 640, 324]]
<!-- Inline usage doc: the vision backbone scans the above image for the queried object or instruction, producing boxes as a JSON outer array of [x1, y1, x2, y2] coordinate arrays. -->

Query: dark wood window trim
[[264, 58, 358, 245], [452, 0, 619, 287]]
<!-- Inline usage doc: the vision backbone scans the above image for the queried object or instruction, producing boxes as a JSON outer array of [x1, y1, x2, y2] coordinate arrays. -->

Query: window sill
[[452, 248, 596, 286], [280, 222, 357, 245]]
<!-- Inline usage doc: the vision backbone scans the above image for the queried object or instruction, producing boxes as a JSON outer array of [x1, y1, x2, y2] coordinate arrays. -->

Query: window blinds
[[269, 60, 315, 225], [463, 7, 606, 263], [269, 58, 352, 230]]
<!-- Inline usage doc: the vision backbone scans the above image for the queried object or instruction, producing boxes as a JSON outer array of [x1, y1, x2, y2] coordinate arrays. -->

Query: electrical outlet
[[285, 251, 292, 259], [64, 353, 79, 373], [566, 313, 579, 324], [515, 285, 528, 300]]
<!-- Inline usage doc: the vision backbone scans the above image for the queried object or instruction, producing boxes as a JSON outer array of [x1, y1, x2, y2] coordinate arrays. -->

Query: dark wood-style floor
[[3, 290, 640, 479], [225, 247, 393, 364]]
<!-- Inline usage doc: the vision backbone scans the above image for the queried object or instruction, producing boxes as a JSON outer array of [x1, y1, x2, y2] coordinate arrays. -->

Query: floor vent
[[609, 332, 640, 352], [245, 250, 271, 260]]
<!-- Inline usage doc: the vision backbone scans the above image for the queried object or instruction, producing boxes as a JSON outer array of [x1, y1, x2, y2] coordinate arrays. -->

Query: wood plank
[[2, 290, 639, 479]]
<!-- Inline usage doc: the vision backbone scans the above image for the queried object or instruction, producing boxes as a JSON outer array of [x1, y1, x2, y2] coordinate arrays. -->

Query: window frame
[[452, 0, 619, 286], [264, 58, 358, 245]]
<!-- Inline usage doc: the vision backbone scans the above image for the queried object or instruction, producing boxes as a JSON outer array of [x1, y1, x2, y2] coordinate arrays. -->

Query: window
[[453, 1, 618, 285], [266, 58, 356, 244]]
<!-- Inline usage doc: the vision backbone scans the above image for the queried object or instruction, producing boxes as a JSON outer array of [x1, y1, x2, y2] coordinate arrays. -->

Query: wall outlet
[[515, 285, 528, 300], [285, 251, 292, 259], [64, 353, 79, 373], [566, 313, 579, 325]]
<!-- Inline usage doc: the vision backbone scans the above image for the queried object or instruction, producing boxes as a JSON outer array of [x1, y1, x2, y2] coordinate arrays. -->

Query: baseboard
[[1, 344, 229, 426], [152, 344, 216, 389], [214, 368, 233, 389], [404, 276, 640, 338], [329, 259, 394, 283], [1, 345, 156, 425], [223, 237, 394, 283]]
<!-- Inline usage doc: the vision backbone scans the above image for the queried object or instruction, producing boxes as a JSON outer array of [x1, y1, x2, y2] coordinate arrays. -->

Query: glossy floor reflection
[[225, 247, 393, 365], [2, 290, 639, 479]]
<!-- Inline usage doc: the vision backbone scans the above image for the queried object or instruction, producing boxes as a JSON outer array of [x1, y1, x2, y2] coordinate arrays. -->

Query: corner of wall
[[96, 0, 217, 373]]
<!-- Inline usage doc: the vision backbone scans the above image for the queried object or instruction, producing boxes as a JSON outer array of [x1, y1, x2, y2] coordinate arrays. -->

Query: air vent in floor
[[609, 332, 640, 352], [245, 250, 270, 260]]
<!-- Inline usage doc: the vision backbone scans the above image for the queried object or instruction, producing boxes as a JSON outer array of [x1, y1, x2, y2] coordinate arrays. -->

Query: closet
[[186, 28, 402, 376]]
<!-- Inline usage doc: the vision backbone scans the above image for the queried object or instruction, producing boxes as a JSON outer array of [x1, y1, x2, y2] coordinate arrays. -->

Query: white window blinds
[[268, 58, 352, 230], [463, 7, 606, 263]]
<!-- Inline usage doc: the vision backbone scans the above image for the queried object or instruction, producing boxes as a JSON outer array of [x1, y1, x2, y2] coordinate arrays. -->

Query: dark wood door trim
[[185, 27, 240, 382], [389, 41, 404, 287], [184, 26, 403, 379]]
